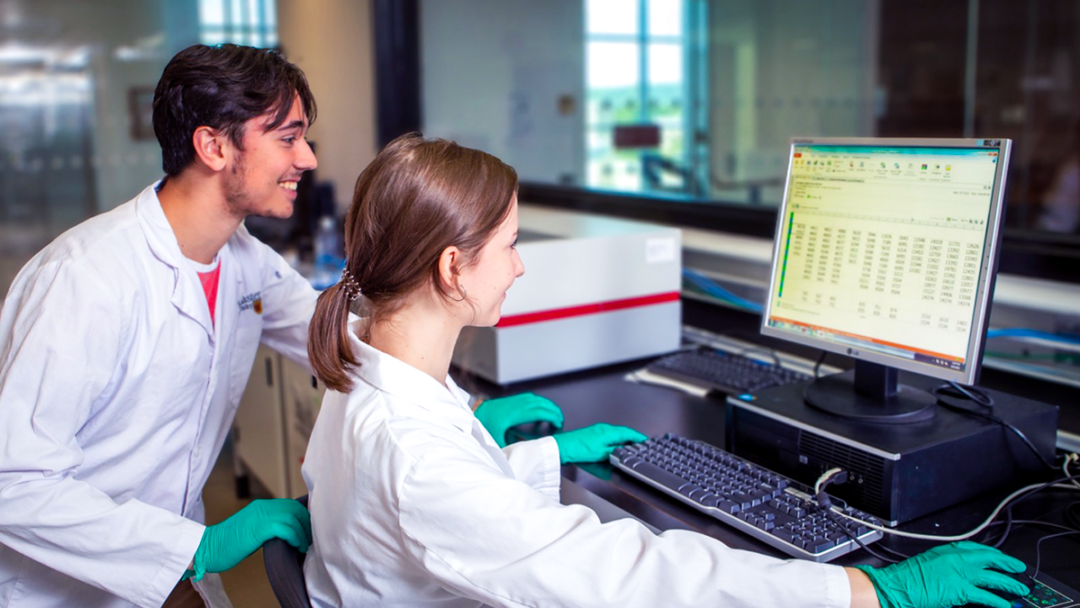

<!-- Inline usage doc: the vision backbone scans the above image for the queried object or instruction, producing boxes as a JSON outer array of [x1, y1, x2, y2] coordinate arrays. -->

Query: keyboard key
[[627, 460, 690, 490], [774, 528, 796, 543]]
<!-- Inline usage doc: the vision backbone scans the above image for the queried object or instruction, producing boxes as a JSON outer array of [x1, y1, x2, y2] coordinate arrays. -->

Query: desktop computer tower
[[725, 371, 1058, 526]]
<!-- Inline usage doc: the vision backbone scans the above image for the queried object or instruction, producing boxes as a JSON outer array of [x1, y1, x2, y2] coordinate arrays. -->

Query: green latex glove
[[186, 498, 311, 582], [553, 423, 648, 464], [855, 541, 1029, 608], [475, 392, 565, 448]]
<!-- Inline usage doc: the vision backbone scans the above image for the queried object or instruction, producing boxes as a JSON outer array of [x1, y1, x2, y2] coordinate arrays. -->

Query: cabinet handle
[[265, 357, 273, 386]]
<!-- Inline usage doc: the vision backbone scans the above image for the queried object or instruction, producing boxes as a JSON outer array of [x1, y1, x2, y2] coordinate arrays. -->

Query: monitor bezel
[[759, 136, 1012, 386]]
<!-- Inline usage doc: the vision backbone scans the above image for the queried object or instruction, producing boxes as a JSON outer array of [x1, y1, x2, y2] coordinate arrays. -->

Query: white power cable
[[814, 467, 845, 495], [1067, 453, 1080, 491], [816, 459, 1080, 542]]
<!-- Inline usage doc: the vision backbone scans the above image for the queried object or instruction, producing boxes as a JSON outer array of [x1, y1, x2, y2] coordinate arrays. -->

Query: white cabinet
[[234, 347, 324, 498], [233, 345, 289, 498], [281, 358, 324, 496]]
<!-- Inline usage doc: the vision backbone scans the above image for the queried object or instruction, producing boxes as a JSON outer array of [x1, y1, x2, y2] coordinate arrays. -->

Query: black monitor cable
[[813, 350, 827, 379], [932, 385, 1060, 470], [980, 519, 1079, 580], [939, 381, 994, 407], [985, 454, 1080, 550], [1067, 497, 1080, 530], [1031, 530, 1080, 579], [982, 488, 1071, 550], [989, 457, 1075, 552]]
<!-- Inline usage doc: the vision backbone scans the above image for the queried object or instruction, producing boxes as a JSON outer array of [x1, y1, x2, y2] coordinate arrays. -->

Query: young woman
[[301, 133, 1030, 608]]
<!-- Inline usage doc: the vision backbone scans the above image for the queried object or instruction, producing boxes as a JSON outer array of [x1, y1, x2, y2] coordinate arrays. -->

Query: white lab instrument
[[453, 207, 682, 384]]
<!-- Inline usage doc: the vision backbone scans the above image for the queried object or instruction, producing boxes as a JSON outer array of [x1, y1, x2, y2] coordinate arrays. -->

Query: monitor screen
[[760, 138, 1011, 391]]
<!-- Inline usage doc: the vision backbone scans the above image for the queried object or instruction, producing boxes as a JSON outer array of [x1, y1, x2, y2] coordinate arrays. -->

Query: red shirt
[[197, 262, 222, 326]]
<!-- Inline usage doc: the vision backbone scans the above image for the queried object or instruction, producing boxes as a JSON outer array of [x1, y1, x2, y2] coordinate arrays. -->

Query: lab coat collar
[[346, 320, 476, 435], [134, 181, 217, 338], [135, 181, 184, 269]]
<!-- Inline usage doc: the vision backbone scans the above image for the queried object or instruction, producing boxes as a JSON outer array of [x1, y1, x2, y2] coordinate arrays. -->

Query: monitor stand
[[804, 361, 936, 423]]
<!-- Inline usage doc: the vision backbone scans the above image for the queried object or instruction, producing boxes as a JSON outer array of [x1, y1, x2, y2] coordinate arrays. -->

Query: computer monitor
[[760, 137, 1011, 423]]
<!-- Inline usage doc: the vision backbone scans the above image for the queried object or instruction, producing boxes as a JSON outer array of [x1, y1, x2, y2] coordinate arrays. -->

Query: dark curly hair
[[152, 44, 317, 176]]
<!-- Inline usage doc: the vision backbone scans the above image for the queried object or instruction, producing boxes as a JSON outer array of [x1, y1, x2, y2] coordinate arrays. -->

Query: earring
[[451, 284, 468, 302]]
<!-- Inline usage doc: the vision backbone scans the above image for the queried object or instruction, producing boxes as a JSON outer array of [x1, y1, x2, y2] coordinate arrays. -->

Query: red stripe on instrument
[[496, 292, 680, 328]]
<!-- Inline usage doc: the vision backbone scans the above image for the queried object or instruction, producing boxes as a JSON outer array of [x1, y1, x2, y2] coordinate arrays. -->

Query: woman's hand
[[474, 392, 564, 447], [853, 541, 1029, 608], [552, 423, 648, 464]]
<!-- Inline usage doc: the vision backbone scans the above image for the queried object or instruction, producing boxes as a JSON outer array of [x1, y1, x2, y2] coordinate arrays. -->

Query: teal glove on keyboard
[[186, 498, 311, 582], [855, 541, 1029, 608], [553, 423, 648, 464], [474, 392, 564, 448]]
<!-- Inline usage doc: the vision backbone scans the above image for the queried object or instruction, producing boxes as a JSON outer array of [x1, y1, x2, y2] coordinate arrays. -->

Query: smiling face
[[224, 94, 316, 219], [457, 194, 524, 327]]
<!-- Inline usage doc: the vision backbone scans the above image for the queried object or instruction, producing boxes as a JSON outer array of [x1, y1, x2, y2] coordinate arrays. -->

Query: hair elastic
[[340, 268, 362, 302]]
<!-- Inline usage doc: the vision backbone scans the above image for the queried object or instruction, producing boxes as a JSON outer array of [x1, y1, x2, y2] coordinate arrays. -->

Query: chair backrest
[[263, 495, 311, 608]]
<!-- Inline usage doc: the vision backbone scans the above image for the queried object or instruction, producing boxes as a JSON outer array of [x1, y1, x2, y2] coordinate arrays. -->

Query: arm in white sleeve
[[399, 441, 851, 608], [502, 437, 561, 501], [0, 260, 203, 606], [247, 236, 319, 372]]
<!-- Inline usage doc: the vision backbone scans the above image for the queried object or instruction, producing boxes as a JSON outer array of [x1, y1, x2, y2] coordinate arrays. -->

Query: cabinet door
[[281, 358, 324, 498], [233, 345, 289, 498]]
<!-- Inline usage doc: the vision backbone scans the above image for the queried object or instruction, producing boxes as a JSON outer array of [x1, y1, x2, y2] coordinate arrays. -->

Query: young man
[[0, 43, 564, 608], [0, 44, 320, 608]]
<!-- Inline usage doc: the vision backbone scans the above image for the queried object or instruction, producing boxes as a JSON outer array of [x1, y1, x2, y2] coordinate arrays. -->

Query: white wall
[[420, 0, 585, 185], [278, 0, 378, 215]]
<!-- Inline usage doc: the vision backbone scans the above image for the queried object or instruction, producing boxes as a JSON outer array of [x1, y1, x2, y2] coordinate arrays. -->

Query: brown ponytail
[[306, 280, 358, 392], [307, 133, 518, 392]]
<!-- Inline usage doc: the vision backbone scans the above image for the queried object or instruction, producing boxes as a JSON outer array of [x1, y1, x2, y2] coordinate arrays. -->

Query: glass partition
[[417, 0, 1080, 241]]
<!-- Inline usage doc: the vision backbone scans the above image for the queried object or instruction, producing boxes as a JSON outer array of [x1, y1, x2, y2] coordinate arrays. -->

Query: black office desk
[[458, 300, 1080, 590]]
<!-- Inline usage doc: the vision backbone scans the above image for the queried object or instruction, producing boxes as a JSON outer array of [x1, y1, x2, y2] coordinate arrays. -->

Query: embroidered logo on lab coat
[[238, 291, 263, 315]]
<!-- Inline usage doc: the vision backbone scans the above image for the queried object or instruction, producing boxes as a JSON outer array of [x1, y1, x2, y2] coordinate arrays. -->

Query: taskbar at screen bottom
[[765, 318, 967, 374]]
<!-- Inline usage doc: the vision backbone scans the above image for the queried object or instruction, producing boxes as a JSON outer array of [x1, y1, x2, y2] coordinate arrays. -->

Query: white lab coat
[[302, 325, 851, 608], [0, 183, 318, 608]]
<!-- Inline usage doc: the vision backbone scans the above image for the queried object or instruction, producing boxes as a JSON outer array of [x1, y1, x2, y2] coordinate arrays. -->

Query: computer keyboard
[[610, 433, 883, 562], [646, 349, 813, 395]]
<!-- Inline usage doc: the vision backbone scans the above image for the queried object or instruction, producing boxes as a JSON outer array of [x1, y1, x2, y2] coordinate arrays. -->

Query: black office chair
[[263, 495, 311, 608]]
